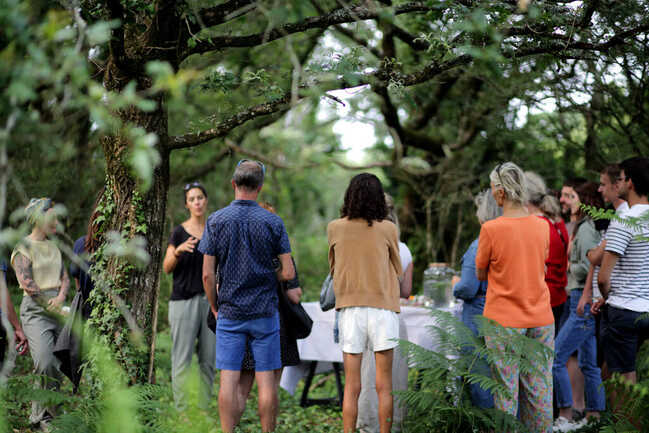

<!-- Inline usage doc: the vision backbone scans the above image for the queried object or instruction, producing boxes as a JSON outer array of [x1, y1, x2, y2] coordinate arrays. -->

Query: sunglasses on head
[[184, 181, 203, 191], [495, 163, 505, 187], [237, 159, 266, 176]]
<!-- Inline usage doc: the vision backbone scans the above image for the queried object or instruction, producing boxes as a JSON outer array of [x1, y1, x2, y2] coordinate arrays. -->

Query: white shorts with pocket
[[338, 306, 399, 354]]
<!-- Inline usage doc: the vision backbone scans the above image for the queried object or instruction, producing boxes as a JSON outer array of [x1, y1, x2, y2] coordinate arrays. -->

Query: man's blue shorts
[[215, 312, 281, 371]]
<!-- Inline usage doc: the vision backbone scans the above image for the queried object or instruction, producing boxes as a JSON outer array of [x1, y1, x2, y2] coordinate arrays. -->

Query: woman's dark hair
[[340, 173, 387, 226], [85, 187, 106, 253], [574, 182, 606, 229], [183, 181, 208, 203]]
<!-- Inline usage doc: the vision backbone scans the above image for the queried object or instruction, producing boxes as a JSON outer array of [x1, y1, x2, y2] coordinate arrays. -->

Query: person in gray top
[[552, 182, 606, 431]]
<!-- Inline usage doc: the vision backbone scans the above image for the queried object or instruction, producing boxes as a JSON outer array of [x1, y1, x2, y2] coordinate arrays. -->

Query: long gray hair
[[525, 171, 561, 220], [384, 193, 400, 237], [475, 190, 502, 224]]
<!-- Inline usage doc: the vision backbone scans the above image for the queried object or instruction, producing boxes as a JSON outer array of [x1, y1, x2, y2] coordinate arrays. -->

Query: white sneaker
[[552, 416, 583, 432], [571, 417, 588, 430]]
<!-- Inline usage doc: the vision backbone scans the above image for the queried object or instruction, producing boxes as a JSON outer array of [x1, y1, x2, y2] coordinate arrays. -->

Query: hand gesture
[[286, 287, 302, 304], [14, 328, 29, 355], [576, 293, 590, 317], [47, 293, 65, 312], [591, 298, 605, 315], [175, 236, 198, 256]]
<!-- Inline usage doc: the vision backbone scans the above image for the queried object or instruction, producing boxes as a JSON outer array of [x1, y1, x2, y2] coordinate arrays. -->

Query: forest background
[[1, 0, 648, 431]]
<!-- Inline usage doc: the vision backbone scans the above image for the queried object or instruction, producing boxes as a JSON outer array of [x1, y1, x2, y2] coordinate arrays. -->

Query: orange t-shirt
[[475, 215, 554, 328]]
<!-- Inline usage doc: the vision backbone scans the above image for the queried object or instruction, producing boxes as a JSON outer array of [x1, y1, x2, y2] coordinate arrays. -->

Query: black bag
[[53, 291, 84, 392], [278, 288, 313, 340], [207, 310, 216, 333]]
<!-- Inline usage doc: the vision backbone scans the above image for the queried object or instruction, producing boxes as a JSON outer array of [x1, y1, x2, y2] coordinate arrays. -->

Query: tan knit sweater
[[327, 218, 402, 313]]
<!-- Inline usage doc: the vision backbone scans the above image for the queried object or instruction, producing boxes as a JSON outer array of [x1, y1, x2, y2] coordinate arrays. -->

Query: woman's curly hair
[[340, 173, 387, 226]]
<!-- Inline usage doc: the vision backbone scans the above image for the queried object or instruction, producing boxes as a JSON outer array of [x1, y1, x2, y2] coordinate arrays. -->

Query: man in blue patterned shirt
[[199, 160, 294, 433]]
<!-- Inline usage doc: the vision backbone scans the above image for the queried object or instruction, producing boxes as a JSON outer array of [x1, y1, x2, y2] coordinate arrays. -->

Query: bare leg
[[375, 349, 394, 433], [567, 356, 585, 412], [273, 368, 284, 419], [343, 352, 363, 433], [256, 369, 279, 432], [559, 407, 573, 420], [219, 370, 241, 433], [235, 370, 255, 425]]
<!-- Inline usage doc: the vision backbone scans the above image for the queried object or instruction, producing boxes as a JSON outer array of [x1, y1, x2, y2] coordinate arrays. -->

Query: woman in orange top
[[476, 162, 554, 433]]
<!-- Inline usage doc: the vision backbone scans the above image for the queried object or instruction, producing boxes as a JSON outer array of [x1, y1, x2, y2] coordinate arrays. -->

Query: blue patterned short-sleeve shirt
[[198, 200, 291, 320]]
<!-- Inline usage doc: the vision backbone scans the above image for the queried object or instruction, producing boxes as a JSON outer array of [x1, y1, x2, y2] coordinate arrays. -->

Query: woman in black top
[[162, 182, 215, 410]]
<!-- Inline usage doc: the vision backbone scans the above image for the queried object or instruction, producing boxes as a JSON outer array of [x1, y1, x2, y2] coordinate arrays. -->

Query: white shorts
[[338, 306, 399, 354]]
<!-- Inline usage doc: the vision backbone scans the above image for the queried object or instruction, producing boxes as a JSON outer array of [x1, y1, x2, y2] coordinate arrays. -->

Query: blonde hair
[[489, 162, 528, 205]]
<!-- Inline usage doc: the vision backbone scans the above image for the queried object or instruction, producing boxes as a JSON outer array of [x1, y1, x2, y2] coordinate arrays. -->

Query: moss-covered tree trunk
[[97, 92, 170, 382]]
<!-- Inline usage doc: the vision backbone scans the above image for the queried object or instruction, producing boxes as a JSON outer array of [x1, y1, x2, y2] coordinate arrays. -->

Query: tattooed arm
[[13, 253, 41, 297]]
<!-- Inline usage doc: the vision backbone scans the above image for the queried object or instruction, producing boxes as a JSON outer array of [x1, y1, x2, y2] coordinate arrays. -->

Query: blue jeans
[[552, 290, 605, 411], [461, 297, 494, 409]]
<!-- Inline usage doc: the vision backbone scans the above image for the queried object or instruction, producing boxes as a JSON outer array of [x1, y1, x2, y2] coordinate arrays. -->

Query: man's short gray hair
[[475, 190, 502, 224], [489, 161, 528, 205], [233, 161, 264, 190]]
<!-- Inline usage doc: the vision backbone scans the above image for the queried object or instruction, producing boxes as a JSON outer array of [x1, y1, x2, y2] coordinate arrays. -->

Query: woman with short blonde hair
[[477, 162, 554, 432]]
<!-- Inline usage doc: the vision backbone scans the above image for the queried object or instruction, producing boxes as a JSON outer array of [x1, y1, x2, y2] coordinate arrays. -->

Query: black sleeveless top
[[169, 225, 204, 300]]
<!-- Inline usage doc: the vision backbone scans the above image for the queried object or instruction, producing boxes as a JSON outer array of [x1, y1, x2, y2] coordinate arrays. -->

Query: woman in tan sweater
[[327, 173, 402, 433]]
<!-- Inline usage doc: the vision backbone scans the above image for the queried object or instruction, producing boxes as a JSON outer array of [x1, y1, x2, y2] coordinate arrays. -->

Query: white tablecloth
[[280, 302, 455, 394]]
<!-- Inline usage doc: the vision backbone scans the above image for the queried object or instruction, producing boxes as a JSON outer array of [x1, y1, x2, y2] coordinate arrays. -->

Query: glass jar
[[422, 263, 456, 308]]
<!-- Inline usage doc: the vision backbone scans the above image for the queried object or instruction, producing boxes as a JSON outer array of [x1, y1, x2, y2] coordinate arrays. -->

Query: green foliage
[[396, 310, 553, 433], [86, 182, 150, 380], [583, 204, 649, 241]]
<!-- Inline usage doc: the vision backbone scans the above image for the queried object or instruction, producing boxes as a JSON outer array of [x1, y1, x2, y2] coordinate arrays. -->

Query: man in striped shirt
[[598, 156, 649, 384]]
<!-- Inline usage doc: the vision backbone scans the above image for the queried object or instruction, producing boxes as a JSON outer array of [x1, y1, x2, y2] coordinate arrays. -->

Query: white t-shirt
[[398, 242, 412, 276], [605, 203, 649, 312]]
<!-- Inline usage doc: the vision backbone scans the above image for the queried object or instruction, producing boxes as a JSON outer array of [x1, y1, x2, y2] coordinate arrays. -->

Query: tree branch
[[330, 159, 394, 170], [408, 71, 462, 130], [191, 0, 258, 33], [187, 2, 432, 57], [391, 24, 430, 51], [169, 93, 292, 150], [172, 23, 649, 153]]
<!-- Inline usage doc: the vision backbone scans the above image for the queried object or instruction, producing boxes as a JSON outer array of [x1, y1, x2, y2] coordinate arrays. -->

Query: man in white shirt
[[597, 157, 649, 384]]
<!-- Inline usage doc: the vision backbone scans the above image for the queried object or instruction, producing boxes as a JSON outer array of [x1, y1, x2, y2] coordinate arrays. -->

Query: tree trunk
[[99, 99, 169, 383]]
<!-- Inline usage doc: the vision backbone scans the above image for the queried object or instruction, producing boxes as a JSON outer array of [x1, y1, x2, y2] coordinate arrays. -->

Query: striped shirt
[[592, 202, 629, 299], [605, 203, 649, 312]]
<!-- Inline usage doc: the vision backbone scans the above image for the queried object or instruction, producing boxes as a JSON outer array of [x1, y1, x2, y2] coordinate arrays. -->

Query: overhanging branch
[[169, 93, 292, 150], [191, 0, 258, 33], [187, 2, 432, 57], [171, 23, 648, 152]]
